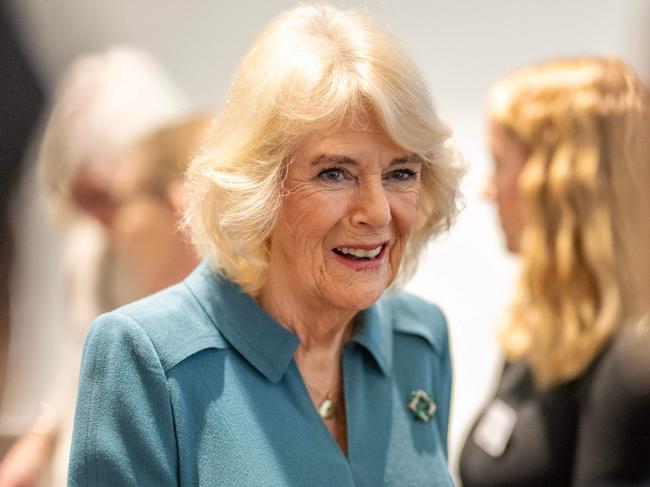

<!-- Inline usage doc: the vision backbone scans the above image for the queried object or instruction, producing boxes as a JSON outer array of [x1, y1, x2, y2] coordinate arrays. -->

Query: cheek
[[277, 185, 349, 245], [390, 189, 421, 239], [496, 173, 521, 216], [386, 190, 420, 274]]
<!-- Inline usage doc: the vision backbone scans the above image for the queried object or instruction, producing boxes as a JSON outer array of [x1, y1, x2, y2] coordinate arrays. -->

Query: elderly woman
[[459, 57, 650, 486], [69, 5, 464, 486]]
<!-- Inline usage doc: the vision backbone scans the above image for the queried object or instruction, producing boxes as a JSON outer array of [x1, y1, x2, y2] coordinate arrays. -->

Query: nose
[[482, 172, 497, 202], [350, 179, 392, 228]]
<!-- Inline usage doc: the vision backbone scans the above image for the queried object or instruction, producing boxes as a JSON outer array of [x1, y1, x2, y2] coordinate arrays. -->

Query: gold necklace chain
[[299, 325, 354, 422], [305, 370, 339, 420]]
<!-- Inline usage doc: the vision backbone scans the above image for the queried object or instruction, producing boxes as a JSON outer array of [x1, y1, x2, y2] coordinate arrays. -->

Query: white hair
[[39, 46, 189, 219]]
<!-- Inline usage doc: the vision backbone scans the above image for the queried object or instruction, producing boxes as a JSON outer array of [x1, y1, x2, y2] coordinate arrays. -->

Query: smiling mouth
[[333, 244, 386, 261]]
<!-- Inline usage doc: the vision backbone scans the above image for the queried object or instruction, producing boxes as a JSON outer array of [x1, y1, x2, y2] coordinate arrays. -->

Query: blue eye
[[388, 168, 417, 181], [318, 167, 346, 182]]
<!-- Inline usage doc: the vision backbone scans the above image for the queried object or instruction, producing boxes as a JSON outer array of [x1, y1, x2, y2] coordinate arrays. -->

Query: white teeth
[[335, 245, 382, 258]]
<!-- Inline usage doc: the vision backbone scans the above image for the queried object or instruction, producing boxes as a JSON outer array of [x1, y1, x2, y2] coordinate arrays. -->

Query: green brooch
[[408, 390, 437, 422]]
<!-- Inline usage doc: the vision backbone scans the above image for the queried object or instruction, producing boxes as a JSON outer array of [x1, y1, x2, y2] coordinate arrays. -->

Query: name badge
[[472, 398, 517, 458]]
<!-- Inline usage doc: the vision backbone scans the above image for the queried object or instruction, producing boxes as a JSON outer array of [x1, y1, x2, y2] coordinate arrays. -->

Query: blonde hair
[[490, 57, 650, 387], [185, 4, 464, 295], [131, 114, 213, 195], [39, 46, 187, 222]]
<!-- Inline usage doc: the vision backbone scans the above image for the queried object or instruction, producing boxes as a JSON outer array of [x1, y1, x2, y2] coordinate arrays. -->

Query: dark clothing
[[0, 1, 44, 216], [459, 361, 584, 487], [0, 0, 44, 405], [573, 323, 650, 486], [459, 324, 650, 487]]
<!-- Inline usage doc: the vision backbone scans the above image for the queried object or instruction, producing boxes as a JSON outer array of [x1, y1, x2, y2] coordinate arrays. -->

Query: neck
[[260, 272, 353, 451], [258, 280, 356, 352]]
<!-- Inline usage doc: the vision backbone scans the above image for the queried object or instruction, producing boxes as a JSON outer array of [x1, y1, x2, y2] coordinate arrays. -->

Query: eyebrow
[[310, 153, 422, 166]]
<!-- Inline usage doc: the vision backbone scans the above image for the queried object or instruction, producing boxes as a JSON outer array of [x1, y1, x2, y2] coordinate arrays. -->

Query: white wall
[[7, 0, 649, 477]]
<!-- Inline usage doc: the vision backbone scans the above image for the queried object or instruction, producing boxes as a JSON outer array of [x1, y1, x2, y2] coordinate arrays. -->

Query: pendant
[[319, 395, 335, 419]]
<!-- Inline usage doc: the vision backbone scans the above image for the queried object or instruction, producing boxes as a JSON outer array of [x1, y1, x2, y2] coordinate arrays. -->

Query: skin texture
[[484, 119, 529, 254], [259, 126, 422, 454]]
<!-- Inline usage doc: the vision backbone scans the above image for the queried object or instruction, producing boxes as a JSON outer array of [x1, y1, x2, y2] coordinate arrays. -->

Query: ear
[[69, 167, 116, 227]]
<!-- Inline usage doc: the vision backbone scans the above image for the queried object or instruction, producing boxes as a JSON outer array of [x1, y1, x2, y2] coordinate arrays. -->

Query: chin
[[319, 256, 395, 309], [327, 280, 389, 311]]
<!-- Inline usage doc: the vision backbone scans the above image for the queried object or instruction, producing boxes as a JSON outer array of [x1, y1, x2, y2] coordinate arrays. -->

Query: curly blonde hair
[[490, 57, 650, 387], [184, 4, 465, 296]]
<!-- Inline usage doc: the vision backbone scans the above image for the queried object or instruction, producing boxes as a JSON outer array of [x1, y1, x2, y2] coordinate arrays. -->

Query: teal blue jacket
[[69, 262, 454, 486]]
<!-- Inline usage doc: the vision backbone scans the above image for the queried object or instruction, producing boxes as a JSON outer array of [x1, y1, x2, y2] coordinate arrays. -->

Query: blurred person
[[0, 0, 45, 415], [459, 57, 650, 487], [68, 5, 465, 486], [0, 47, 187, 487], [108, 115, 210, 304]]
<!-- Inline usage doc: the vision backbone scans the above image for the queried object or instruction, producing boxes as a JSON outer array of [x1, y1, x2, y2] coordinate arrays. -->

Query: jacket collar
[[185, 261, 393, 382], [185, 262, 299, 384], [350, 300, 393, 376]]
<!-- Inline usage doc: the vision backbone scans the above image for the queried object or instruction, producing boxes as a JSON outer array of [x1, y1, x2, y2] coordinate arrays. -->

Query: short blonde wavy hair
[[185, 4, 464, 296], [490, 57, 650, 387]]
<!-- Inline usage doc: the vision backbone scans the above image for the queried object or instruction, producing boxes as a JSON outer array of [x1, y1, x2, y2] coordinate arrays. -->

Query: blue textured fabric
[[69, 262, 454, 486]]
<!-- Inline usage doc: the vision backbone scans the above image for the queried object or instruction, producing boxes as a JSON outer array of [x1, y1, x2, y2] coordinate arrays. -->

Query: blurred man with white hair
[[0, 46, 188, 487]]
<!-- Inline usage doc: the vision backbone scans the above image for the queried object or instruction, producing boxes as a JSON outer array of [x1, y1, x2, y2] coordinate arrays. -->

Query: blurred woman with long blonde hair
[[460, 57, 650, 487]]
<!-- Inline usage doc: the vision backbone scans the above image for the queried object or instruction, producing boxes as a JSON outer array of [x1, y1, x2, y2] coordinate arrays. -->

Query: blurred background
[[1, 0, 648, 481]]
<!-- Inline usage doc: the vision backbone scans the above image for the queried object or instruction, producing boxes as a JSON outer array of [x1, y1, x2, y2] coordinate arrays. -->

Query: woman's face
[[265, 127, 422, 312], [484, 119, 528, 253]]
